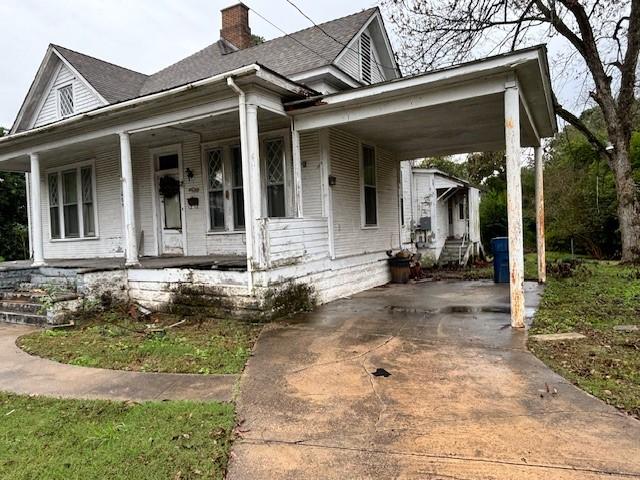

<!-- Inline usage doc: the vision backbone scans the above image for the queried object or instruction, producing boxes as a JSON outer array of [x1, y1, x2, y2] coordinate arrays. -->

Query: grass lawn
[[18, 310, 262, 374], [528, 260, 640, 418], [0, 392, 234, 479]]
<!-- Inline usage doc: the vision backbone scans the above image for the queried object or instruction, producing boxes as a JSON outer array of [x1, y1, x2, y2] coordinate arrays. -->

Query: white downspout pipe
[[227, 77, 254, 292]]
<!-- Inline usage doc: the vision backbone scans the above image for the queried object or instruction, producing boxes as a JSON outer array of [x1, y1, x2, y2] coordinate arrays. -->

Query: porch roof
[[287, 45, 556, 158]]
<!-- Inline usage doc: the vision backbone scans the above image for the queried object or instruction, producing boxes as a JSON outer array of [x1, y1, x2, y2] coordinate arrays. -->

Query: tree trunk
[[610, 147, 640, 262]]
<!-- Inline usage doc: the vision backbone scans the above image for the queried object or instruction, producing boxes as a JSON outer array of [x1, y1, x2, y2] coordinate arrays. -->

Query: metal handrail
[[458, 232, 468, 265]]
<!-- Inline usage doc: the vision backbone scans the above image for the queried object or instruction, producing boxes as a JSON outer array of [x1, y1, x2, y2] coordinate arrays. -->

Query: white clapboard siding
[[300, 131, 323, 217], [33, 61, 103, 128], [41, 145, 124, 259], [329, 128, 400, 258], [262, 217, 330, 266]]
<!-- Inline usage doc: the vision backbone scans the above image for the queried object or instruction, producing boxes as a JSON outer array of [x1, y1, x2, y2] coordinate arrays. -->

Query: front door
[[155, 152, 184, 256]]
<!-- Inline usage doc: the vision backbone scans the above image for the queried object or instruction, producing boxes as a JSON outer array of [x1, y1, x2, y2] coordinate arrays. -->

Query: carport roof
[[287, 45, 556, 158]]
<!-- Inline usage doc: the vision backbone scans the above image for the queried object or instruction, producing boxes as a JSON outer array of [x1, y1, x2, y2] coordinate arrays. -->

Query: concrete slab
[[530, 332, 587, 341], [0, 324, 237, 402], [228, 280, 640, 480], [613, 325, 640, 333]]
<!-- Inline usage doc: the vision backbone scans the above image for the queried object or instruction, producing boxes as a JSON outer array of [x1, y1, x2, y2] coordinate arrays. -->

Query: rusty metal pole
[[534, 146, 546, 284], [504, 79, 525, 328]]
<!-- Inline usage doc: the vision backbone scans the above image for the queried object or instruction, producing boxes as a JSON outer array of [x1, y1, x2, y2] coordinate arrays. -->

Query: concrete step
[[0, 299, 42, 315], [28, 274, 77, 289], [0, 310, 48, 326]]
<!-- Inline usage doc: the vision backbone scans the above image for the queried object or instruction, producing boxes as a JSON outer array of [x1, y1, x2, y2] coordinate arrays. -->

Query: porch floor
[[0, 255, 247, 273]]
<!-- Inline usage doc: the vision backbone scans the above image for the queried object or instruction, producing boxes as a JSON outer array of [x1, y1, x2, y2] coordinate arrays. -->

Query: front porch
[[0, 255, 248, 273]]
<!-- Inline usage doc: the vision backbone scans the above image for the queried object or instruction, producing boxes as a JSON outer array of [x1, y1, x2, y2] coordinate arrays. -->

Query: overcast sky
[[0, 0, 580, 130]]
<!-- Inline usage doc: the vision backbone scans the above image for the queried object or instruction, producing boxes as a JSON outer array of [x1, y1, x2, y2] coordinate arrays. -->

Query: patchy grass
[[529, 261, 640, 418], [432, 251, 571, 281], [0, 392, 234, 480], [18, 309, 262, 374]]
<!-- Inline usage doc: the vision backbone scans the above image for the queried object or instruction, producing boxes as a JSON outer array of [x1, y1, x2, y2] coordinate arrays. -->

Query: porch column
[[504, 80, 525, 328], [118, 132, 139, 266], [246, 104, 265, 269], [29, 153, 45, 266], [535, 146, 546, 284], [291, 126, 304, 217]]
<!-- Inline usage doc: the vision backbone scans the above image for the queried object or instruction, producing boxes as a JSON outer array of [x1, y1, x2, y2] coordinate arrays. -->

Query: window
[[459, 201, 465, 220], [58, 84, 74, 117], [360, 33, 372, 84], [362, 145, 377, 226], [231, 146, 245, 228], [48, 174, 60, 239], [265, 138, 286, 218], [206, 148, 225, 230], [47, 163, 97, 240]]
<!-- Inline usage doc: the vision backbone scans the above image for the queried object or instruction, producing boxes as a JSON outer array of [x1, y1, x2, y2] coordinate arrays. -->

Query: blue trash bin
[[491, 237, 509, 283]]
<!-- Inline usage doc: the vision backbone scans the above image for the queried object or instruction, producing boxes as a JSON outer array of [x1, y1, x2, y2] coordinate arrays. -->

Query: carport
[[287, 45, 557, 328]]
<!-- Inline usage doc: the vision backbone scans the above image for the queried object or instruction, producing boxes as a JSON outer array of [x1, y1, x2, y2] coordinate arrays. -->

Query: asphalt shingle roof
[[52, 45, 149, 103], [139, 8, 375, 96], [45, 7, 375, 108]]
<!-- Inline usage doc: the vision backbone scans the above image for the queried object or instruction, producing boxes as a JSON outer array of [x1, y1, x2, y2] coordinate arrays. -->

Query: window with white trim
[[206, 148, 225, 230], [362, 144, 377, 226], [360, 33, 372, 84], [265, 138, 286, 218], [58, 84, 74, 117], [230, 145, 245, 228], [47, 163, 97, 239]]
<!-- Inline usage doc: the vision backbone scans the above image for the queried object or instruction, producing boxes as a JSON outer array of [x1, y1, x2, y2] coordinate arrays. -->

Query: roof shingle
[[52, 45, 149, 103], [139, 8, 376, 96]]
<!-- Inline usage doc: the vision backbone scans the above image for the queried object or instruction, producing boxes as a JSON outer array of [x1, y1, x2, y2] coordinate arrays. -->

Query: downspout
[[227, 77, 254, 293]]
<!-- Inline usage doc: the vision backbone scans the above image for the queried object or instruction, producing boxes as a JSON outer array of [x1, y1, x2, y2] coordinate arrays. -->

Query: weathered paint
[[119, 132, 139, 266], [504, 81, 525, 328], [535, 146, 546, 284], [29, 153, 45, 266], [32, 61, 103, 129]]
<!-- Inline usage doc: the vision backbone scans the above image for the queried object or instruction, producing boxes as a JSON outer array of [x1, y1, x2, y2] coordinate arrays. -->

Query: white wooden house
[[0, 4, 556, 327], [400, 165, 482, 265]]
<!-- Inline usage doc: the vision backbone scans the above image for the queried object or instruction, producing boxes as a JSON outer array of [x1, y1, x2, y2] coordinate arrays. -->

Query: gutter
[[0, 64, 269, 147]]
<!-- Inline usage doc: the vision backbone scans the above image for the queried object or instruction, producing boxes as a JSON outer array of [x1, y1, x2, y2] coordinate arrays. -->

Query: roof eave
[[0, 64, 315, 151]]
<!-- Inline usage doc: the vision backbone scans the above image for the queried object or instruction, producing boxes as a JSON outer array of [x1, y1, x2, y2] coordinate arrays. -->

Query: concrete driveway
[[228, 280, 640, 479]]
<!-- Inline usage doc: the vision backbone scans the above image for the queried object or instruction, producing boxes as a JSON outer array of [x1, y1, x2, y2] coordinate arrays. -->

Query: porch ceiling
[[336, 92, 538, 159], [288, 45, 555, 160]]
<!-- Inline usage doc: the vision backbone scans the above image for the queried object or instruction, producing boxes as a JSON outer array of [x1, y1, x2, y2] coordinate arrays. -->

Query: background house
[[400, 164, 481, 265]]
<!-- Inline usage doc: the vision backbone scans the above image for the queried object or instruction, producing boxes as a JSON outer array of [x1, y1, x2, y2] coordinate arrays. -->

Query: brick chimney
[[220, 3, 252, 49]]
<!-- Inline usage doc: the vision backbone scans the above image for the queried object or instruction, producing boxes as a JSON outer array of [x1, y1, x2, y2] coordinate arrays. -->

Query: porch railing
[[260, 217, 330, 268]]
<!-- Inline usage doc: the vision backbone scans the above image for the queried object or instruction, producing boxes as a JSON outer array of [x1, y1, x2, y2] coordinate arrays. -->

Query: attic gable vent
[[360, 32, 372, 84], [58, 84, 74, 117]]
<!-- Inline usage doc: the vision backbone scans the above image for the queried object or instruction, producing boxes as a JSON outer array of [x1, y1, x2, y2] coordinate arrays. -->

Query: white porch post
[[504, 80, 525, 328], [29, 153, 45, 266], [118, 132, 139, 266], [291, 125, 304, 218], [246, 104, 265, 269], [535, 146, 546, 284]]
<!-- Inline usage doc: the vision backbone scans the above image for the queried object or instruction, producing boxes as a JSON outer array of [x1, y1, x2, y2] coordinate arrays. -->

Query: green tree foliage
[[469, 104, 639, 259], [0, 127, 29, 261]]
